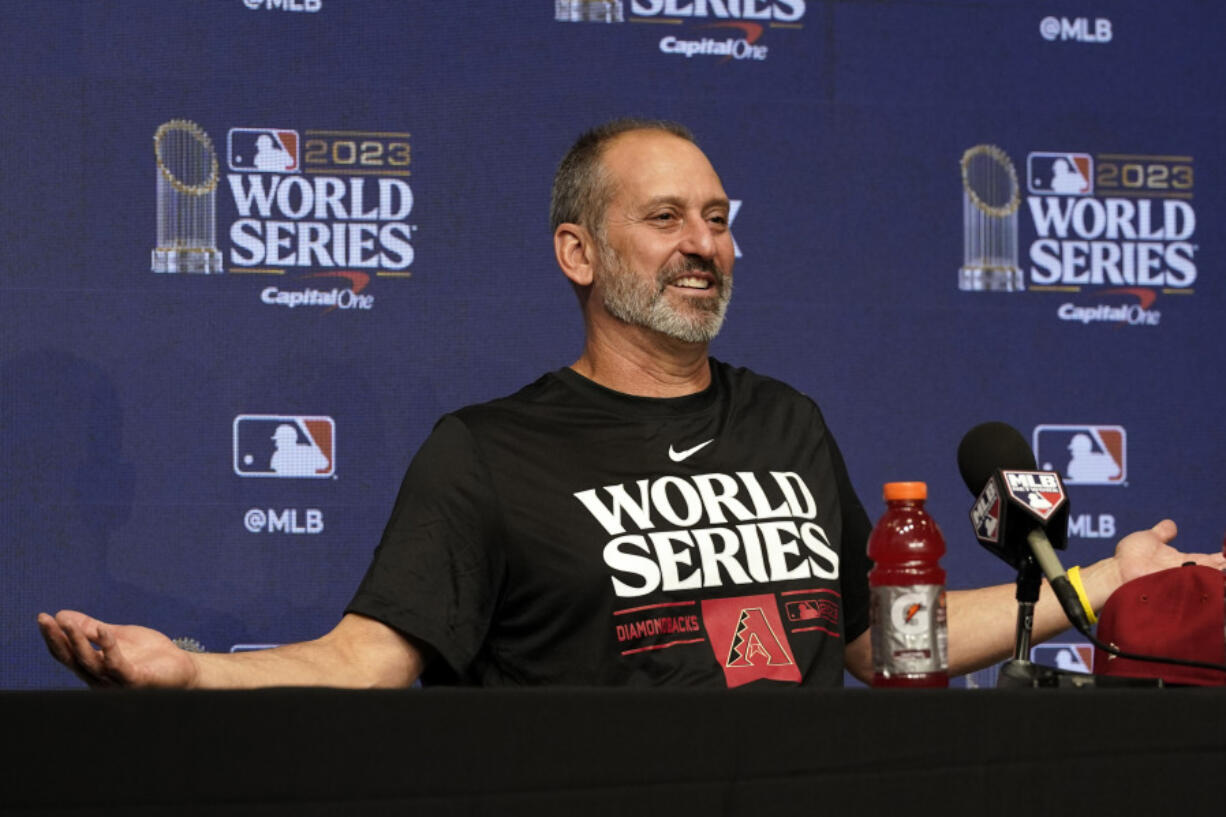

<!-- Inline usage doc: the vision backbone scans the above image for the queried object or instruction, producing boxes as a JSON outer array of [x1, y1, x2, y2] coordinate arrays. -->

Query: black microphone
[[957, 422, 1092, 633]]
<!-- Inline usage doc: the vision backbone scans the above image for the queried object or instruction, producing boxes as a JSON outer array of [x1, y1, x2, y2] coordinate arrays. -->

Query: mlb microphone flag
[[969, 470, 1070, 568]]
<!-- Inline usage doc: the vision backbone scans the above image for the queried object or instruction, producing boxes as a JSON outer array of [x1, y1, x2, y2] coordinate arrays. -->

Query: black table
[[4, 687, 1224, 815]]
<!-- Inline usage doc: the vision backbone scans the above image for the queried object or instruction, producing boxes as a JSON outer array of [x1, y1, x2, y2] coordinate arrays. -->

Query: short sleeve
[[827, 430, 872, 643], [346, 415, 505, 681]]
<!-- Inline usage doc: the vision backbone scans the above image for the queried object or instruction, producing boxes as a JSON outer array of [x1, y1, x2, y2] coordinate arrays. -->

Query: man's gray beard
[[596, 244, 732, 343]]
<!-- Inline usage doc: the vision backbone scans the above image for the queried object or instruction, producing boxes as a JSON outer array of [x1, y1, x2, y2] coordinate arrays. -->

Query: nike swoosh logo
[[669, 439, 714, 462]]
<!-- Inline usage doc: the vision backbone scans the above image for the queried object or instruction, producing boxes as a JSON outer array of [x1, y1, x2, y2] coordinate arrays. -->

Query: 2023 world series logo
[[959, 145, 1196, 327], [152, 120, 416, 313]]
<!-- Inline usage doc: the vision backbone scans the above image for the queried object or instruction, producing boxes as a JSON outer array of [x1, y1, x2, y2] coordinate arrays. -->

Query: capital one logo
[[701, 594, 800, 687], [1033, 425, 1126, 486]]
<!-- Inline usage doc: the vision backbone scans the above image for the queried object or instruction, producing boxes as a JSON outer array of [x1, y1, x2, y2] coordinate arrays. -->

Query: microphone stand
[[996, 554, 1163, 689], [995, 554, 1043, 687], [1012, 554, 1042, 661]]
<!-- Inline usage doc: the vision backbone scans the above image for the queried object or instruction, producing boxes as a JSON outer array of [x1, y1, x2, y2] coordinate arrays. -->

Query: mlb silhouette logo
[[227, 128, 300, 172], [1027, 152, 1093, 195], [1033, 425, 1126, 486], [233, 415, 334, 478], [1031, 642, 1093, 673], [784, 598, 838, 627]]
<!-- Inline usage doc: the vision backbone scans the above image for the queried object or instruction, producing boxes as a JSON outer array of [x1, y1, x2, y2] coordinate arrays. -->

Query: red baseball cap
[[1092, 564, 1226, 686]]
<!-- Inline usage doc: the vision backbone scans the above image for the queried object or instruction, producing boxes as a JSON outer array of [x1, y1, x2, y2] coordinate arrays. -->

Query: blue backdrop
[[3, 0, 1223, 688]]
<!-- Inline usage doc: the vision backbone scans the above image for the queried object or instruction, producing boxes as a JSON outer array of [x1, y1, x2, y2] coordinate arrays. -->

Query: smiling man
[[559, 123, 735, 362], [39, 119, 1226, 689]]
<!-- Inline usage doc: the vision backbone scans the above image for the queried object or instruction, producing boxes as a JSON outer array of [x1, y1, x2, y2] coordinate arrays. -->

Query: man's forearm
[[189, 615, 424, 689], [191, 642, 371, 689], [945, 556, 1122, 675]]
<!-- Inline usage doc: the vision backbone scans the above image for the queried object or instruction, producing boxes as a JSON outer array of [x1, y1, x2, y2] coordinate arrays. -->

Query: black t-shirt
[[348, 360, 872, 687]]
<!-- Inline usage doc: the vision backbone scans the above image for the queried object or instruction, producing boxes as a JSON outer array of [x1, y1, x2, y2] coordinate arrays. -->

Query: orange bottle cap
[[883, 481, 927, 501]]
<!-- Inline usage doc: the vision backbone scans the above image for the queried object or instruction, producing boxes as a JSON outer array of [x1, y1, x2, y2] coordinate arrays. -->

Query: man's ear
[[555, 222, 597, 287]]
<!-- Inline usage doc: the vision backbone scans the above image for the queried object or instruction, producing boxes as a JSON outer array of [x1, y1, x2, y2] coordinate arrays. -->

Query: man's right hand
[[37, 610, 198, 688]]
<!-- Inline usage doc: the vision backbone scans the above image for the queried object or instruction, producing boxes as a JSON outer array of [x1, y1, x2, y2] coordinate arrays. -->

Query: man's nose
[[677, 216, 718, 258]]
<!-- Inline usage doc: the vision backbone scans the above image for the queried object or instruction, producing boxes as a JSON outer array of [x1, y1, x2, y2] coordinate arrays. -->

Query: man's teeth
[[673, 276, 711, 290]]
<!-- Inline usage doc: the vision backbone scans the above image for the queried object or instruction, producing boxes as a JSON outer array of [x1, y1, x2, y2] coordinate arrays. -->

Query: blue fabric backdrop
[[3, 0, 1223, 688]]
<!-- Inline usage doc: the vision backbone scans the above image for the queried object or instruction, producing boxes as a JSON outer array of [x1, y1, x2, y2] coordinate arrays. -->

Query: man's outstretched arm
[[845, 519, 1226, 681], [37, 610, 425, 689], [944, 518, 1226, 674]]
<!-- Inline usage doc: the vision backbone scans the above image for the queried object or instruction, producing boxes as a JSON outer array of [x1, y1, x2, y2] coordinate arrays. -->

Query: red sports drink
[[868, 481, 949, 687]]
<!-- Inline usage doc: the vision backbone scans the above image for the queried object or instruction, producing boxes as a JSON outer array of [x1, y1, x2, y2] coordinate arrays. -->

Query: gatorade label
[[870, 585, 948, 676]]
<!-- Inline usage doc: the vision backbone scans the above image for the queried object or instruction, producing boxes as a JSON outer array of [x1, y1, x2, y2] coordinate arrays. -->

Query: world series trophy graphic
[[152, 119, 223, 273], [555, 0, 623, 22], [959, 144, 1022, 291]]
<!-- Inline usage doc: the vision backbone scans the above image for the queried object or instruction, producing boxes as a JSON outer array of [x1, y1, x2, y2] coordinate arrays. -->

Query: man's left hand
[[1113, 519, 1226, 587]]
